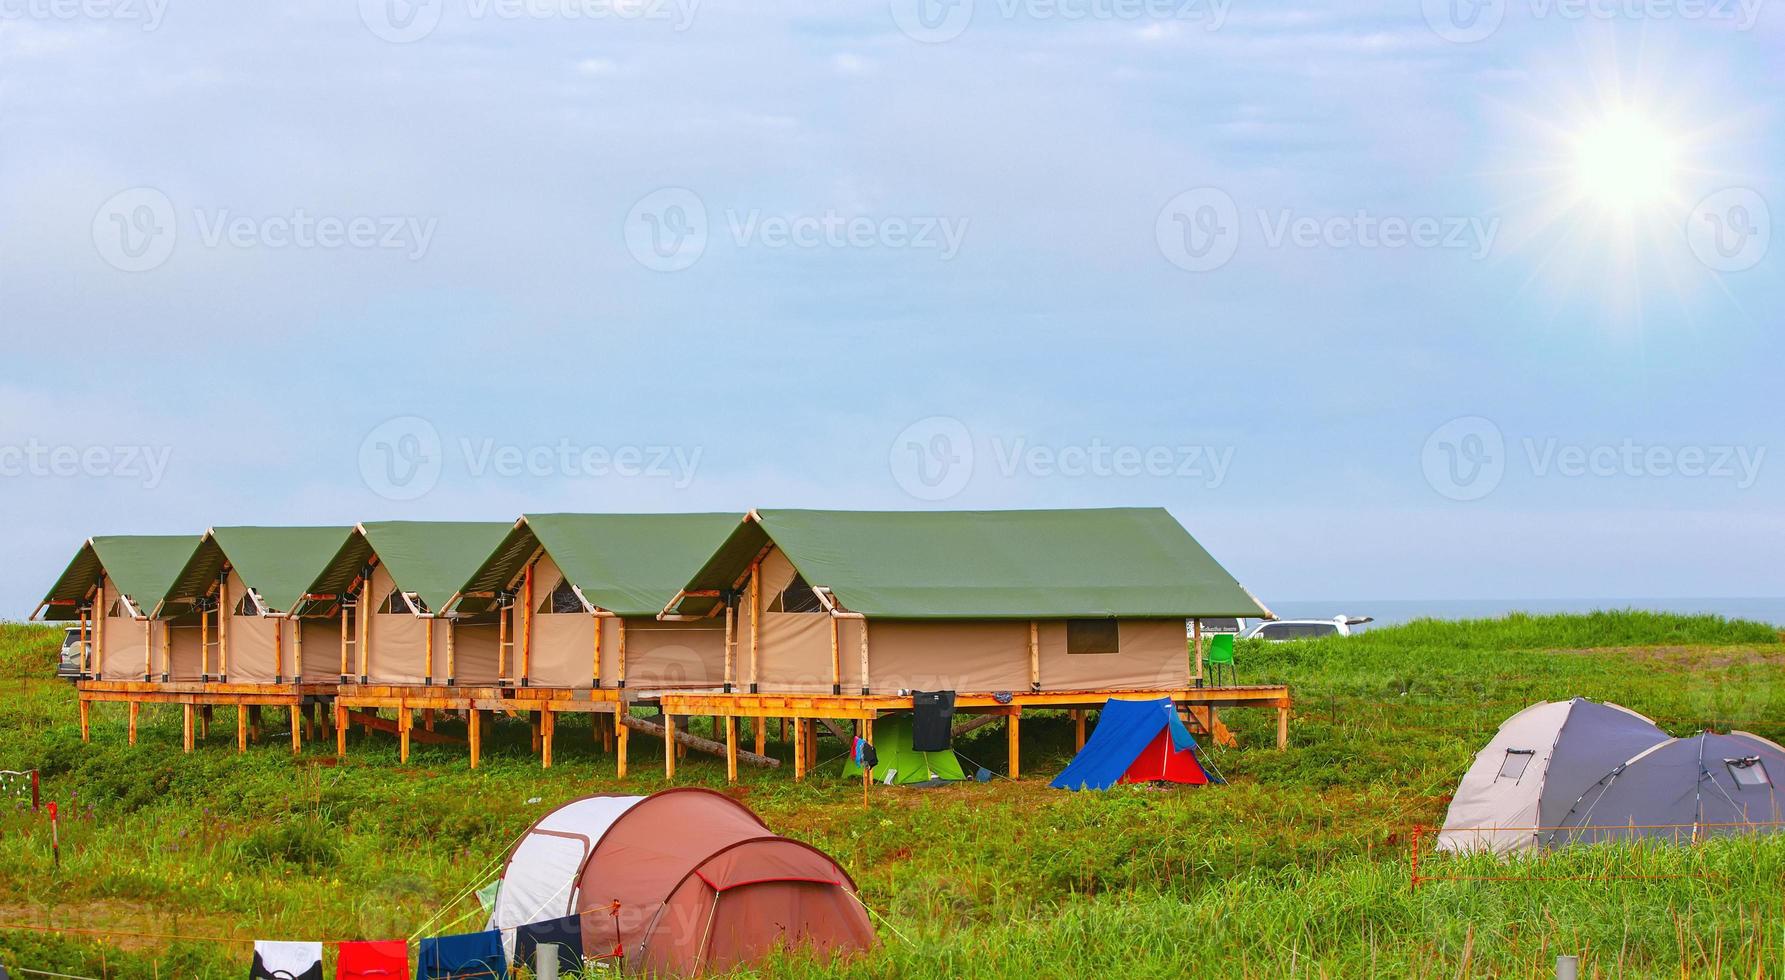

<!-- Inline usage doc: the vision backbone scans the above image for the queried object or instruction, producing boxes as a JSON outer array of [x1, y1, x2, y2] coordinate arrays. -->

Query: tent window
[[770, 574, 825, 614], [379, 588, 425, 615], [1726, 757, 1771, 789], [1067, 619, 1120, 655], [1497, 748, 1535, 781], [538, 577, 586, 615], [106, 598, 131, 618], [234, 591, 262, 617]]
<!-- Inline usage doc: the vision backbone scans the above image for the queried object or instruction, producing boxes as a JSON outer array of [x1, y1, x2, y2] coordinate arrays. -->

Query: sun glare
[[1571, 110, 1680, 214]]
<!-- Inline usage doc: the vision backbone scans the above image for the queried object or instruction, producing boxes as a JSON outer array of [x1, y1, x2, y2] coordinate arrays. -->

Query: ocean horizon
[[1266, 597, 1785, 630]]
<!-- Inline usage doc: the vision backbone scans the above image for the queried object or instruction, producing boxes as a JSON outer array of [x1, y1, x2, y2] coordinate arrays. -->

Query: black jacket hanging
[[911, 690, 957, 752]]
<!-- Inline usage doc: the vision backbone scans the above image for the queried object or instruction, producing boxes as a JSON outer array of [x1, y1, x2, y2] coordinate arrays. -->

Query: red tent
[[1118, 730, 1210, 785]]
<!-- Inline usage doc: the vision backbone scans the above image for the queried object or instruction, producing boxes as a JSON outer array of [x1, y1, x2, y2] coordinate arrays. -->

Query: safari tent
[[447, 513, 740, 689], [1437, 698, 1671, 855], [306, 521, 511, 686], [34, 535, 201, 682], [487, 788, 873, 974], [154, 526, 358, 684], [660, 508, 1271, 696]]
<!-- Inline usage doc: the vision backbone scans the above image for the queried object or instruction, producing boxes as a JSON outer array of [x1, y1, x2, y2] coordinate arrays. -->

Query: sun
[[1570, 109, 1681, 215]]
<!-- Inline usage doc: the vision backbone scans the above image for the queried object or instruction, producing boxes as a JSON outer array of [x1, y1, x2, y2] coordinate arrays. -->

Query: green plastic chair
[[1205, 633, 1237, 686]]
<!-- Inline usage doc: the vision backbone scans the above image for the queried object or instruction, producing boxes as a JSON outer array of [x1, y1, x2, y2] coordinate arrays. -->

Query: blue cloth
[[414, 930, 505, 980], [514, 914, 584, 973], [1050, 697, 1199, 791]]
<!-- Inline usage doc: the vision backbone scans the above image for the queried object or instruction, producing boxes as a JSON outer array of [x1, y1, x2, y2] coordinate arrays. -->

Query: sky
[[1, 0, 1781, 615]]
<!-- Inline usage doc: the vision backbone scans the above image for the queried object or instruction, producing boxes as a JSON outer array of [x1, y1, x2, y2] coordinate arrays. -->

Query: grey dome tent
[[1438, 698, 1670, 854], [1547, 731, 1785, 847]]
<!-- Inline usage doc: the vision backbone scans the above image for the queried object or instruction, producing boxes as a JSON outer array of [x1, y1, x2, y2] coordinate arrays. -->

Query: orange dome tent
[[491, 788, 873, 976]]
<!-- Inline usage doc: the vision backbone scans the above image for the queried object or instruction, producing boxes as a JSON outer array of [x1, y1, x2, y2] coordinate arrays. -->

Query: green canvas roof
[[351, 521, 513, 614], [451, 513, 742, 617], [158, 526, 357, 617], [35, 535, 202, 621], [666, 508, 1270, 620]]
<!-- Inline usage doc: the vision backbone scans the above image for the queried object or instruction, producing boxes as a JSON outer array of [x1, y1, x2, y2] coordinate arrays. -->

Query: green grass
[[1, 612, 1781, 977]]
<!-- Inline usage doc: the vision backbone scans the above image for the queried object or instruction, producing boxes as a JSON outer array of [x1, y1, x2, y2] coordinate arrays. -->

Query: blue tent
[[1051, 697, 1219, 791]]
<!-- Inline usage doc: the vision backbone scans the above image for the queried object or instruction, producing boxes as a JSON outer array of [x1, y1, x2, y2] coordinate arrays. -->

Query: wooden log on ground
[[619, 715, 780, 768], [344, 709, 466, 746], [951, 713, 1005, 738]]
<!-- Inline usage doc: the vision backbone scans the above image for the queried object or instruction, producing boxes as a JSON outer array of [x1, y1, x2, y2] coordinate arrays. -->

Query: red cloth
[[1118, 730, 1209, 785], [336, 940, 408, 979]]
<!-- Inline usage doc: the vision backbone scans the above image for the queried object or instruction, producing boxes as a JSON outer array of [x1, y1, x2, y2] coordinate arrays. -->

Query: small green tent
[[843, 717, 967, 785]]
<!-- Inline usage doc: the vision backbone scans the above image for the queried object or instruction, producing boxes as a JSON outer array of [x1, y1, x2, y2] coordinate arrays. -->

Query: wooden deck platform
[[74, 680, 1291, 784]]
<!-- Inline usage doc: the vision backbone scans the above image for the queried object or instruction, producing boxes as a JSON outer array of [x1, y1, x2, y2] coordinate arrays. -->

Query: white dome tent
[[487, 794, 644, 958], [1438, 698, 1670, 855]]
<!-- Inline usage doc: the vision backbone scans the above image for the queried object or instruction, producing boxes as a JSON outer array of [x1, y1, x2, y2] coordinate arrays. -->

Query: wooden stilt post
[[779, 718, 788, 742], [664, 713, 677, 780], [423, 708, 436, 732], [335, 702, 348, 759], [754, 714, 767, 757], [1277, 705, 1290, 750], [128, 702, 138, 745], [468, 707, 482, 769], [1073, 709, 1086, 751], [248, 705, 262, 742], [79, 698, 90, 742], [201, 705, 211, 739], [237, 706, 248, 754], [616, 707, 629, 779], [600, 712, 614, 752], [182, 704, 194, 753], [541, 709, 555, 769], [1007, 710, 1021, 781], [793, 715, 806, 781], [399, 709, 412, 763], [290, 706, 302, 755], [725, 715, 738, 783], [530, 712, 542, 754]]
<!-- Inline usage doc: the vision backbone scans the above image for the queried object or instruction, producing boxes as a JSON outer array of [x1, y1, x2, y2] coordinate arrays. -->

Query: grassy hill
[[1, 612, 1781, 977]]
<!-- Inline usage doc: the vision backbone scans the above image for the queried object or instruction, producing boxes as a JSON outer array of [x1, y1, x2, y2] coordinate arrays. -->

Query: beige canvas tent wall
[[448, 513, 740, 690], [34, 535, 202, 682], [663, 509, 1273, 696], [307, 521, 512, 686], [156, 526, 360, 684]]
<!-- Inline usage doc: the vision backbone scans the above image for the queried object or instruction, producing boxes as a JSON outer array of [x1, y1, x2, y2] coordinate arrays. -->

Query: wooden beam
[[219, 572, 230, 682], [424, 617, 434, 685], [616, 708, 629, 779], [748, 562, 760, 693], [445, 618, 455, 685], [829, 617, 840, 695], [951, 713, 1006, 738], [1192, 617, 1204, 682], [293, 618, 303, 684], [339, 603, 350, 681], [520, 562, 534, 685], [160, 619, 171, 682], [620, 714, 781, 769], [617, 618, 628, 689], [1028, 620, 1039, 692], [274, 615, 284, 683], [725, 715, 738, 783], [142, 619, 151, 682], [497, 593, 509, 684], [857, 619, 871, 696], [357, 579, 371, 683], [723, 600, 735, 692], [592, 611, 602, 689], [1007, 710, 1021, 781]]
